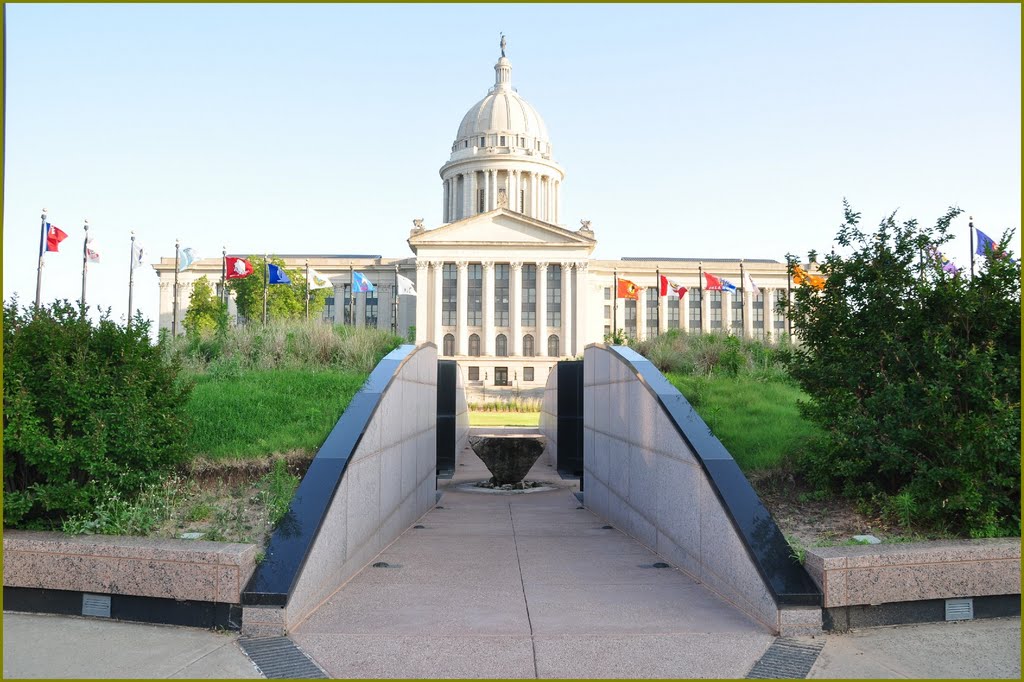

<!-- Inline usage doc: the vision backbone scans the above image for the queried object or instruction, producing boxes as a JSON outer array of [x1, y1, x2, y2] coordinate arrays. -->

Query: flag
[[85, 236, 100, 263], [928, 247, 961, 276], [45, 223, 68, 252], [396, 272, 417, 296], [177, 247, 198, 271], [974, 227, 1015, 261], [792, 265, 825, 290], [226, 256, 254, 279], [352, 271, 376, 292], [658, 274, 686, 298], [703, 271, 737, 293], [131, 239, 146, 270], [616, 277, 641, 300], [307, 267, 333, 289], [742, 271, 760, 297], [268, 262, 292, 285]]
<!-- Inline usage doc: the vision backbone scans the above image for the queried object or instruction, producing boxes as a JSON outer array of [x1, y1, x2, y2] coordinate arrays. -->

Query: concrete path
[[289, 436, 777, 678]]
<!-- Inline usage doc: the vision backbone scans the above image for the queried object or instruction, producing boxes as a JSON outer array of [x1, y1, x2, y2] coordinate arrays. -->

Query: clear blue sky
[[4, 3, 1020, 330]]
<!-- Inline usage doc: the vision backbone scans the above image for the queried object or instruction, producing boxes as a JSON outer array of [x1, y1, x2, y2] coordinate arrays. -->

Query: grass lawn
[[469, 411, 540, 427], [666, 373, 822, 472], [184, 369, 368, 459]]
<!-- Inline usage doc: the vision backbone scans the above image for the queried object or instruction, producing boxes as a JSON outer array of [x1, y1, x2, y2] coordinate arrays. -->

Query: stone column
[[575, 261, 589, 353], [560, 262, 573, 357], [681, 291, 690, 333], [511, 170, 519, 212], [635, 287, 647, 341], [659, 286, 668, 334], [456, 261, 468, 355], [505, 170, 512, 208], [443, 180, 449, 223], [547, 178, 555, 222], [482, 260, 495, 356], [511, 261, 523, 355], [701, 287, 710, 333], [415, 261, 428, 343], [554, 180, 560, 224], [722, 290, 732, 333], [451, 177, 458, 221], [431, 260, 444, 344], [464, 171, 475, 217], [743, 287, 754, 339], [482, 171, 490, 214], [531, 173, 539, 219], [537, 262, 548, 355]]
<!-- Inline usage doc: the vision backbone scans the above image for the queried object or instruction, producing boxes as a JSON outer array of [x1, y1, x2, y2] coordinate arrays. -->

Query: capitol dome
[[439, 39, 564, 226]]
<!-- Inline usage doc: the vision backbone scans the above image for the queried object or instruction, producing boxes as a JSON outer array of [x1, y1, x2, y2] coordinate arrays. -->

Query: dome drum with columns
[[152, 38, 804, 388]]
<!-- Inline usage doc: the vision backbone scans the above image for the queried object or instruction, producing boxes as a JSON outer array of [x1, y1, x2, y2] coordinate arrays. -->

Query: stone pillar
[[482, 171, 490, 214], [560, 262, 573, 357], [531, 173, 539, 219], [511, 170, 519, 212], [722, 290, 732, 332], [415, 261, 428, 343], [537, 262, 548, 355], [443, 180, 449, 223], [701, 287, 710, 333], [511, 261, 523, 355], [505, 170, 512, 208], [743, 287, 754, 339], [456, 261, 468, 355], [450, 177, 458, 221], [635, 287, 647, 341], [554, 179, 560, 224], [575, 261, 589, 353], [482, 260, 495, 356], [659, 286, 668, 334], [431, 260, 444, 344], [464, 171, 475, 217], [547, 178, 555, 222], [680, 291, 690, 332]]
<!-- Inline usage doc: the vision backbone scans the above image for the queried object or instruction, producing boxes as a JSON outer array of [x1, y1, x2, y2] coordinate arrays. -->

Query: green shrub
[[785, 203, 1021, 537], [633, 328, 791, 381], [3, 300, 191, 527]]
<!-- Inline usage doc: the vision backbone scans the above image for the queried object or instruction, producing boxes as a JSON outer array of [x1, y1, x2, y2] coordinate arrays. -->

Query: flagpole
[[81, 220, 89, 314], [969, 216, 975, 281], [739, 259, 745, 334], [222, 246, 228, 308], [698, 262, 703, 334], [263, 253, 269, 325], [392, 263, 399, 334], [612, 269, 618, 338], [128, 232, 136, 327], [305, 259, 310, 321], [173, 239, 180, 337], [35, 209, 48, 310], [786, 260, 792, 339]]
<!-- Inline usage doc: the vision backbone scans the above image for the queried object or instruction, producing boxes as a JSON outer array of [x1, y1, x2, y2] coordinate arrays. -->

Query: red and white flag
[[45, 223, 68, 252], [85, 236, 101, 263], [659, 274, 687, 298], [226, 256, 254, 279]]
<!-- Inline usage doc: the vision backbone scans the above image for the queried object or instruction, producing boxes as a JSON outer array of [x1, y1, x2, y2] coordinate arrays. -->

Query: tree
[[183, 276, 227, 337], [785, 202, 1020, 537], [226, 256, 328, 323]]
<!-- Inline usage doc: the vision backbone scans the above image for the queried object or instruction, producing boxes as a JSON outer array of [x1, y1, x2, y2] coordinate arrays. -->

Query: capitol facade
[[154, 44, 797, 387]]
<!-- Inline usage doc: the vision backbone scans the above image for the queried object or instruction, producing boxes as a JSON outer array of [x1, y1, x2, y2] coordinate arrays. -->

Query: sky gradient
[[4, 3, 1020, 330]]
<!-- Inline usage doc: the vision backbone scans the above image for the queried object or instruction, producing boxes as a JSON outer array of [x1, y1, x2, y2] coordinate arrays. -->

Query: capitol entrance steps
[[288, 443, 776, 679]]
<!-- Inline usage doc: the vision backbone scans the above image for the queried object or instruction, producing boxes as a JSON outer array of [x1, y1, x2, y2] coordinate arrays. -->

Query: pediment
[[408, 209, 595, 249]]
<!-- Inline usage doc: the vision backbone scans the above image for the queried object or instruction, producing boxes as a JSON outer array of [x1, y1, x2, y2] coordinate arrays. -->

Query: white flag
[[743, 271, 760, 297], [85, 236, 101, 263], [177, 247, 198, 271], [396, 272, 417, 296], [307, 267, 333, 290], [131, 239, 146, 270]]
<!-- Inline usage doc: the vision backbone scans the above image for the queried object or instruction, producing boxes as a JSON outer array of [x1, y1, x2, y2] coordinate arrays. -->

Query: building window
[[467, 263, 482, 326], [495, 367, 509, 386], [343, 284, 352, 324], [646, 288, 659, 337], [548, 334, 560, 357], [519, 189, 525, 213], [604, 324, 611, 337], [522, 264, 536, 326], [752, 291, 765, 340], [468, 366, 480, 381], [524, 367, 534, 382], [443, 333, 455, 357], [709, 291, 723, 329], [365, 291, 378, 328], [731, 291, 744, 332], [478, 188, 485, 214], [689, 288, 702, 331], [442, 263, 457, 326], [624, 300, 637, 338], [500, 135, 506, 146], [604, 287, 611, 300], [479, 136, 485, 146], [667, 296, 680, 329], [523, 334, 535, 357], [464, 140, 468, 148], [536, 140, 541, 150], [547, 263, 561, 328], [494, 263, 509, 326], [603, 304, 611, 320], [468, 333, 481, 357], [323, 296, 335, 322], [496, 334, 508, 357]]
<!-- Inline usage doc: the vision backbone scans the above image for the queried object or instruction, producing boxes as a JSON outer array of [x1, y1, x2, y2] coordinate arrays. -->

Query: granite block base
[[823, 593, 1020, 631]]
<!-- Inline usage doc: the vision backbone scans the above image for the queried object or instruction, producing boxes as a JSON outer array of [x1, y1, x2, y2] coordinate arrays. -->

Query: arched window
[[496, 334, 508, 357], [523, 334, 535, 357], [548, 334, 560, 357], [468, 333, 481, 357], [443, 334, 455, 357]]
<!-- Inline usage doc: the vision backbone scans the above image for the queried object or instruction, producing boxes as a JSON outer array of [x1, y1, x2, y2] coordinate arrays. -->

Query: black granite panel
[[436, 360, 457, 475], [556, 361, 585, 476], [242, 344, 422, 607], [595, 343, 822, 607], [825, 594, 1020, 631]]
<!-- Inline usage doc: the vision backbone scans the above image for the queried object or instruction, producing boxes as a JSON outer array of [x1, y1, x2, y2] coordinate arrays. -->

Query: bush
[[3, 300, 192, 527], [632, 328, 792, 381], [785, 203, 1020, 537]]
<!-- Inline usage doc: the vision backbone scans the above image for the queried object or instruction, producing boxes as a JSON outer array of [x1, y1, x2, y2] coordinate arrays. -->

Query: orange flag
[[616, 277, 642, 300]]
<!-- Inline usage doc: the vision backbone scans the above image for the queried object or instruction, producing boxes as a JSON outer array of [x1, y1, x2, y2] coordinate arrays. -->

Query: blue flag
[[268, 262, 292, 285], [975, 228, 997, 257], [352, 271, 376, 292]]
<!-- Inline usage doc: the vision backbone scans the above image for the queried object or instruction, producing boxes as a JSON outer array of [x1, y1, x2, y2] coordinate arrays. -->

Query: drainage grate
[[238, 637, 327, 679], [746, 638, 824, 679], [82, 594, 111, 618], [946, 598, 974, 621]]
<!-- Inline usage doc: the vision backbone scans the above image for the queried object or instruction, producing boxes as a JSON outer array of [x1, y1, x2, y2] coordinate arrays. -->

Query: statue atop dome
[[500, 33, 506, 58]]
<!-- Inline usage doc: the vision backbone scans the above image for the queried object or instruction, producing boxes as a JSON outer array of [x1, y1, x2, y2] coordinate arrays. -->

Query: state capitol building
[[155, 43, 796, 387]]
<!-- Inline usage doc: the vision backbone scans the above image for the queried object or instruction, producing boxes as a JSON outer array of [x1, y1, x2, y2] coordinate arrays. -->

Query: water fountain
[[468, 434, 547, 490]]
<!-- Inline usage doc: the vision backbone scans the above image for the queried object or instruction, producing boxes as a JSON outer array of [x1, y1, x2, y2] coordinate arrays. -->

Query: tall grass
[[633, 329, 791, 380]]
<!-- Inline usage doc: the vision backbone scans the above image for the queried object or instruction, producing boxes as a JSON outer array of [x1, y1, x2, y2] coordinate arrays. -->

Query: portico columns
[[482, 172, 490, 214], [560, 262, 573, 357], [575, 261, 588, 356], [482, 261, 495, 356], [489, 170, 498, 210], [511, 261, 523, 355], [456, 261, 468, 355], [537, 262, 548, 356], [431, 260, 444, 344], [415, 261, 429, 343], [442, 182, 449, 223], [464, 171, 475, 217]]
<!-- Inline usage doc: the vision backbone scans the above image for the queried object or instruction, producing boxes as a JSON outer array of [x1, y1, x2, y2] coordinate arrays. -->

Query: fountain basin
[[468, 434, 547, 485]]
